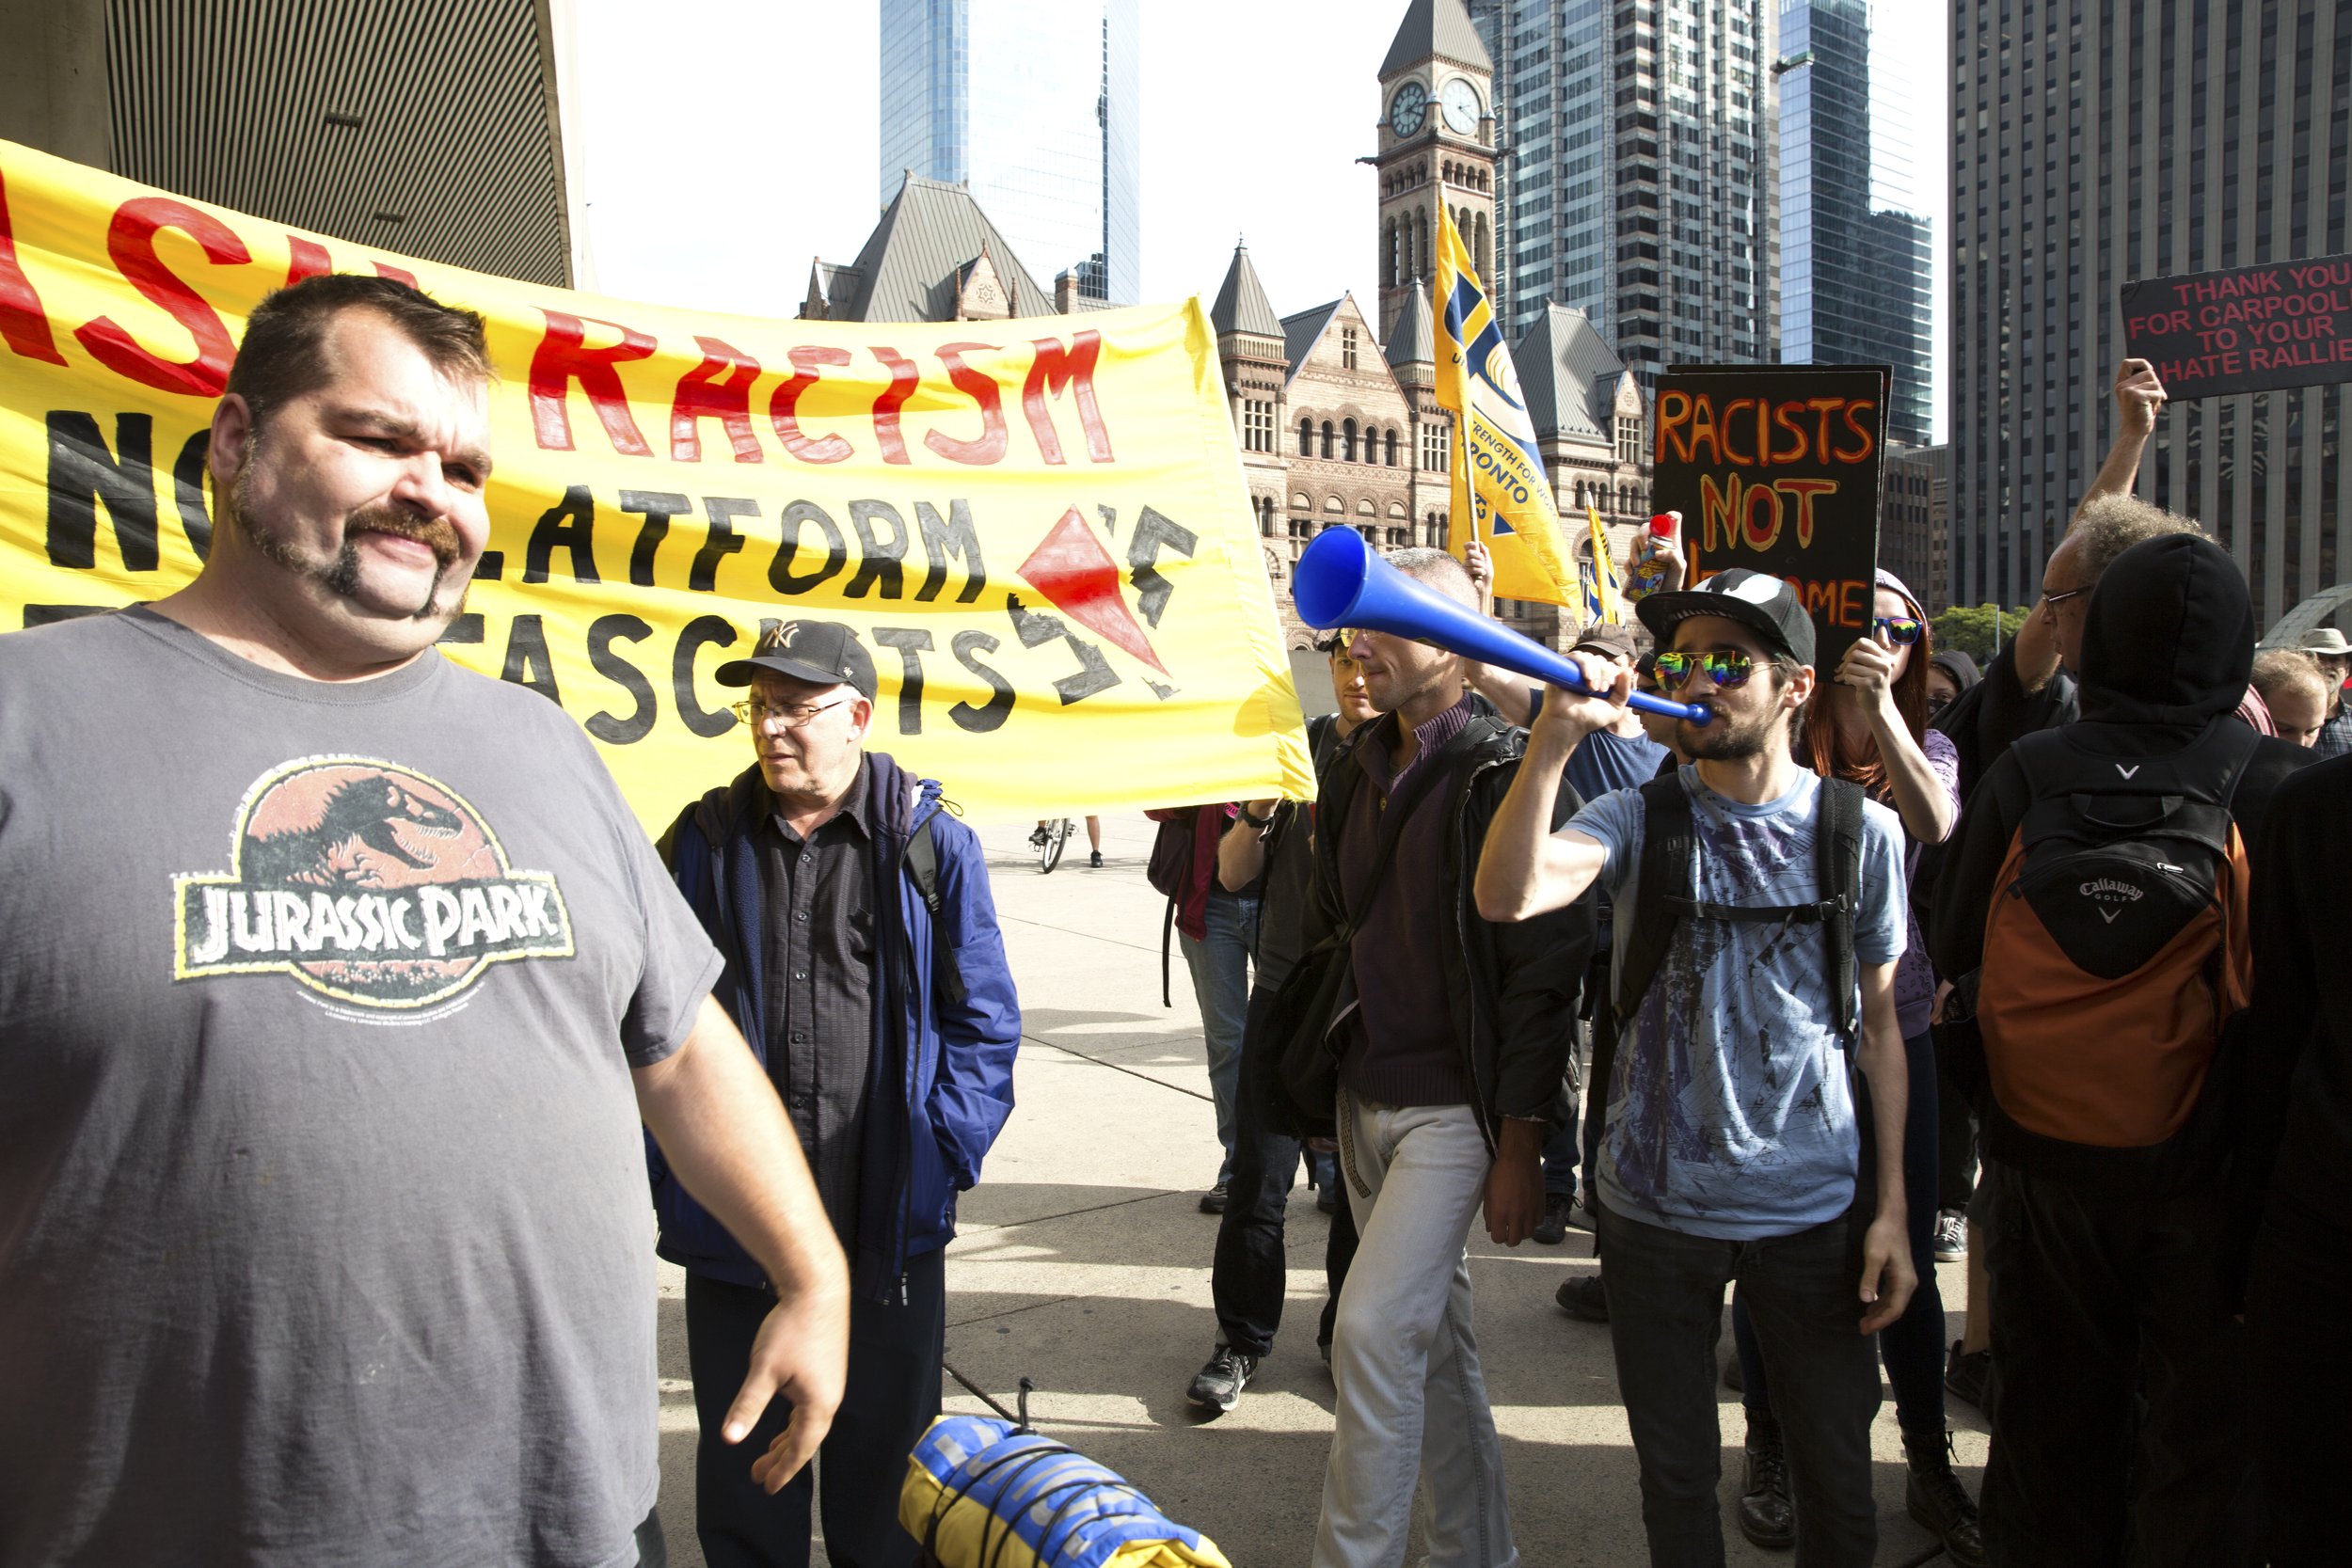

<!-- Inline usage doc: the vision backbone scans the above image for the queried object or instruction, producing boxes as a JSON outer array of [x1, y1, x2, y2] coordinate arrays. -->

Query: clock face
[[1441, 77, 1482, 133], [1390, 81, 1428, 137]]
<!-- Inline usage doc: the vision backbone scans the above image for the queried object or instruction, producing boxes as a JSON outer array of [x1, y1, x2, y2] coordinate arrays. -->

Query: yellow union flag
[[0, 141, 1312, 828], [1586, 506, 1623, 625], [1432, 207, 1577, 607]]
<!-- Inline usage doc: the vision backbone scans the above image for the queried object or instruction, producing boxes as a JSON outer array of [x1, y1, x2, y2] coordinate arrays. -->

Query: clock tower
[[1375, 0, 1498, 343]]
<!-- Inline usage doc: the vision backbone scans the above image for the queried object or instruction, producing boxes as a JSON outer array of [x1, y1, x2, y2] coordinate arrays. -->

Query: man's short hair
[[1386, 545, 1478, 608], [2252, 648, 2329, 705], [227, 274, 491, 431], [2074, 494, 2207, 580]]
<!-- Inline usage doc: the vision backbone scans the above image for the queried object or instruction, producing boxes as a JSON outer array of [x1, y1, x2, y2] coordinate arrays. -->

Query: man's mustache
[[345, 507, 460, 568]]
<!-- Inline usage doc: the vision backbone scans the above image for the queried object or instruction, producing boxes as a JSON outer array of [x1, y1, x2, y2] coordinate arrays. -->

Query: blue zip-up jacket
[[647, 752, 1021, 1302]]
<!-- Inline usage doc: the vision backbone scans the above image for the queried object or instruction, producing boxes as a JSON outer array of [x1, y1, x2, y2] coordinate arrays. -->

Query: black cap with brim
[[715, 619, 878, 700], [1635, 568, 1817, 668]]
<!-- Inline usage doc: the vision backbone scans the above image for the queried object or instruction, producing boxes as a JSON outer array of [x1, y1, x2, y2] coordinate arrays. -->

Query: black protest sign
[[2122, 254, 2352, 400], [1651, 365, 1888, 670]]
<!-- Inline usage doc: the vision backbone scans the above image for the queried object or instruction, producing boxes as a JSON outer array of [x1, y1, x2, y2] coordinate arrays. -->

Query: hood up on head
[[2076, 533, 2254, 727]]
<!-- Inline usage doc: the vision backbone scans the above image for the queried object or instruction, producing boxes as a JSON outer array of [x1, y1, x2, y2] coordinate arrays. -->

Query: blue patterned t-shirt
[[1569, 767, 1907, 1240]]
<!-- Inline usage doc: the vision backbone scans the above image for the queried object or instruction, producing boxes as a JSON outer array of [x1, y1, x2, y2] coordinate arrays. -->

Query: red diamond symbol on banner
[[1016, 507, 1168, 675]]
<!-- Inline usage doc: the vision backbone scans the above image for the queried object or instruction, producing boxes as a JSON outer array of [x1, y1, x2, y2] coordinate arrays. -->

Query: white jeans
[[1312, 1090, 1518, 1568]]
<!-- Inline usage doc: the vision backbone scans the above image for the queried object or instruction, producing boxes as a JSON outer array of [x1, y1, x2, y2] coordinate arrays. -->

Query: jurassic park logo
[[174, 756, 574, 1008]]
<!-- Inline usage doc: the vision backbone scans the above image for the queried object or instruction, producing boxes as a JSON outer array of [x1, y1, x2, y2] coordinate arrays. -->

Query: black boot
[[1902, 1426, 1985, 1568], [1737, 1409, 1796, 1551]]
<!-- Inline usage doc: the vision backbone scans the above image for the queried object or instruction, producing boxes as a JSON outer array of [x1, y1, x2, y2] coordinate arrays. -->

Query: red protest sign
[[2121, 255, 2352, 400]]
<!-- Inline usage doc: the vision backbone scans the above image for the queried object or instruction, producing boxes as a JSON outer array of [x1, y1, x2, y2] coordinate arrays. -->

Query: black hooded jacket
[[1932, 533, 2312, 990]]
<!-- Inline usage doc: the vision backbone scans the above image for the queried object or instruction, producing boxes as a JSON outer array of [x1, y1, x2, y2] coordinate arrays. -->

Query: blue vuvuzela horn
[[1290, 527, 1714, 725]]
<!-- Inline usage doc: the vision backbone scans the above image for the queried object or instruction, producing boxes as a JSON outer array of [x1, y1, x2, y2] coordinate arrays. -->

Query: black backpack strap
[[1818, 776, 1865, 1040], [900, 816, 968, 1009], [1614, 774, 1694, 1031]]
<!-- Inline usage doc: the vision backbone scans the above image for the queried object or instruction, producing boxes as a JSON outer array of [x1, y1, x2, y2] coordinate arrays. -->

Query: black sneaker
[[1089, 850, 1104, 868], [1533, 1194, 1574, 1245], [1903, 1427, 1986, 1567], [1555, 1274, 1609, 1323], [1026, 827, 1049, 848], [1186, 1344, 1258, 1412], [1199, 1180, 1229, 1214]]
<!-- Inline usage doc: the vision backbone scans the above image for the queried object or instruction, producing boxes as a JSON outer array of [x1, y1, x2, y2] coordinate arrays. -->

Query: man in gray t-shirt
[[0, 276, 850, 1568]]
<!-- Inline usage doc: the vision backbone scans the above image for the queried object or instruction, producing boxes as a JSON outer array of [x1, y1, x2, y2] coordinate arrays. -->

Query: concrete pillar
[[0, 0, 108, 168]]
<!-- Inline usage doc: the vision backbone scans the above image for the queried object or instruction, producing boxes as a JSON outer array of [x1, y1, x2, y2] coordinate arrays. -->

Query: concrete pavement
[[656, 811, 1983, 1566]]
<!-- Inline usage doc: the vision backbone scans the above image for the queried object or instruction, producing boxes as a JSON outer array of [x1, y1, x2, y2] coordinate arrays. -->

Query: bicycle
[[1032, 817, 1073, 874]]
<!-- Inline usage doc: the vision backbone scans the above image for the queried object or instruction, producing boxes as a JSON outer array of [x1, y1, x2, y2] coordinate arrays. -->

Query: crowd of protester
[[5, 272, 2347, 1568], [1165, 358, 2350, 1568]]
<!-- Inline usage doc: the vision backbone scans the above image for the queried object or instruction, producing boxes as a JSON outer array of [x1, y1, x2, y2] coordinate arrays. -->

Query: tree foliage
[[1931, 603, 2038, 661]]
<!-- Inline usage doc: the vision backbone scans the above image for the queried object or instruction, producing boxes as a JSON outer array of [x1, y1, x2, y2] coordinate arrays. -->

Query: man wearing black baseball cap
[[655, 619, 1023, 1568], [1477, 570, 1918, 1567]]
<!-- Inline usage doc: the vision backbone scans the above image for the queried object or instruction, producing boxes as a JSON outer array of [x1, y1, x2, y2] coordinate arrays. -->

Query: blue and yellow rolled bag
[[899, 1416, 1232, 1568]]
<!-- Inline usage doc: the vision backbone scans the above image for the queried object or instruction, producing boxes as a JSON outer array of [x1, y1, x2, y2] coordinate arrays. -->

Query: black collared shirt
[[755, 757, 878, 1245]]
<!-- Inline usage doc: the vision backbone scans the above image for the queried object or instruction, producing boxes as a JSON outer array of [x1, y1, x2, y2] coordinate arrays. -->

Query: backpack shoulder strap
[[900, 816, 968, 1008], [1818, 775, 1866, 1040], [902, 814, 944, 914], [1614, 773, 1694, 1030]]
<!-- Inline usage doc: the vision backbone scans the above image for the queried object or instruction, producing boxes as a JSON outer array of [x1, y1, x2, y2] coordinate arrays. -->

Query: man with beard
[[1478, 570, 1916, 1568], [0, 275, 849, 1567]]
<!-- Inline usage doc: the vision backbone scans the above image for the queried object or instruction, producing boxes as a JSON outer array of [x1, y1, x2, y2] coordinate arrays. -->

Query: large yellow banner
[[0, 141, 1311, 828]]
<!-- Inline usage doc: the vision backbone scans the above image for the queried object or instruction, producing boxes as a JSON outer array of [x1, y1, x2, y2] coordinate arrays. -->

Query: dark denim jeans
[[1980, 1165, 2257, 1568], [1213, 967, 1359, 1359], [1734, 1026, 1946, 1434], [1597, 1202, 1881, 1568], [686, 1252, 946, 1568], [1179, 891, 1260, 1184]]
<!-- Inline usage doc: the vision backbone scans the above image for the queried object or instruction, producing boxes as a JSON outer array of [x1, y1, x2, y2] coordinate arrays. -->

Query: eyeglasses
[[1652, 650, 1757, 690], [1874, 616, 1923, 646], [732, 696, 852, 730], [2041, 585, 2090, 614]]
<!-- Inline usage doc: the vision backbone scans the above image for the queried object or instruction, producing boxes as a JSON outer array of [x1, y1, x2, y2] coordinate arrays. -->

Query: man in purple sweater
[[1302, 549, 1591, 1568]]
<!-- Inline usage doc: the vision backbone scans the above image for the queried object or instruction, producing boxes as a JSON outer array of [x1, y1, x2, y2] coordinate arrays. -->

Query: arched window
[[1298, 418, 1313, 456], [1343, 418, 1358, 462], [1385, 429, 1399, 467], [1415, 209, 1429, 281], [1320, 420, 1335, 459], [1474, 213, 1488, 277]]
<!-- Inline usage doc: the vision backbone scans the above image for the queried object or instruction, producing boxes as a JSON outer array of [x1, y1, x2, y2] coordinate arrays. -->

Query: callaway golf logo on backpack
[[1972, 718, 2258, 1184]]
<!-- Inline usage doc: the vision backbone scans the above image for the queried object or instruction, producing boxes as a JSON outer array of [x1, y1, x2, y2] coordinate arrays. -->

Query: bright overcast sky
[[570, 0, 1948, 437]]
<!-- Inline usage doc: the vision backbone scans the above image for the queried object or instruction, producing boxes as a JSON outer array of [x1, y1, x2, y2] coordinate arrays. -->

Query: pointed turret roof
[[1210, 241, 1283, 339], [1380, 0, 1492, 78], [1386, 280, 1434, 368], [1513, 302, 1629, 446], [1279, 299, 1345, 388], [820, 172, 1052, 323]]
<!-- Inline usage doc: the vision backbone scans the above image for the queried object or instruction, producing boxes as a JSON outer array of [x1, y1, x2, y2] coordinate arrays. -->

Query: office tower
[[878, 0, 1139, 303], [1777, 0, 1931, 446], [1464, 0, 1777, 387], [1951, 1, 2349, 628]]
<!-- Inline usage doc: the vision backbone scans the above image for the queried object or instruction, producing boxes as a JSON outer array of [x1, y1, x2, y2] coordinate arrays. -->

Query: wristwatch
[[1239, 807, 1275, 830]]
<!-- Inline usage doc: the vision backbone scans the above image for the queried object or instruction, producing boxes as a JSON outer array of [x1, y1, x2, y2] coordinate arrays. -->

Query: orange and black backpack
[[1954, 717, 2258, 1190]]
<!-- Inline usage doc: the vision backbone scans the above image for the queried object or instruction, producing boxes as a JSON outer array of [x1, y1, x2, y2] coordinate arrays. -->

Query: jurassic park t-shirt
[[0, 608, 723, 1568]]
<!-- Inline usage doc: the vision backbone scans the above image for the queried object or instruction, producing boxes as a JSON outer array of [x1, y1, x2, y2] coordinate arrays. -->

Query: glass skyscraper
[[1777, 0, 1931, 446], [877, 0, 1139, 304], [1470, 0, 1776, 388], [1951, 0, 2348, 626]]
